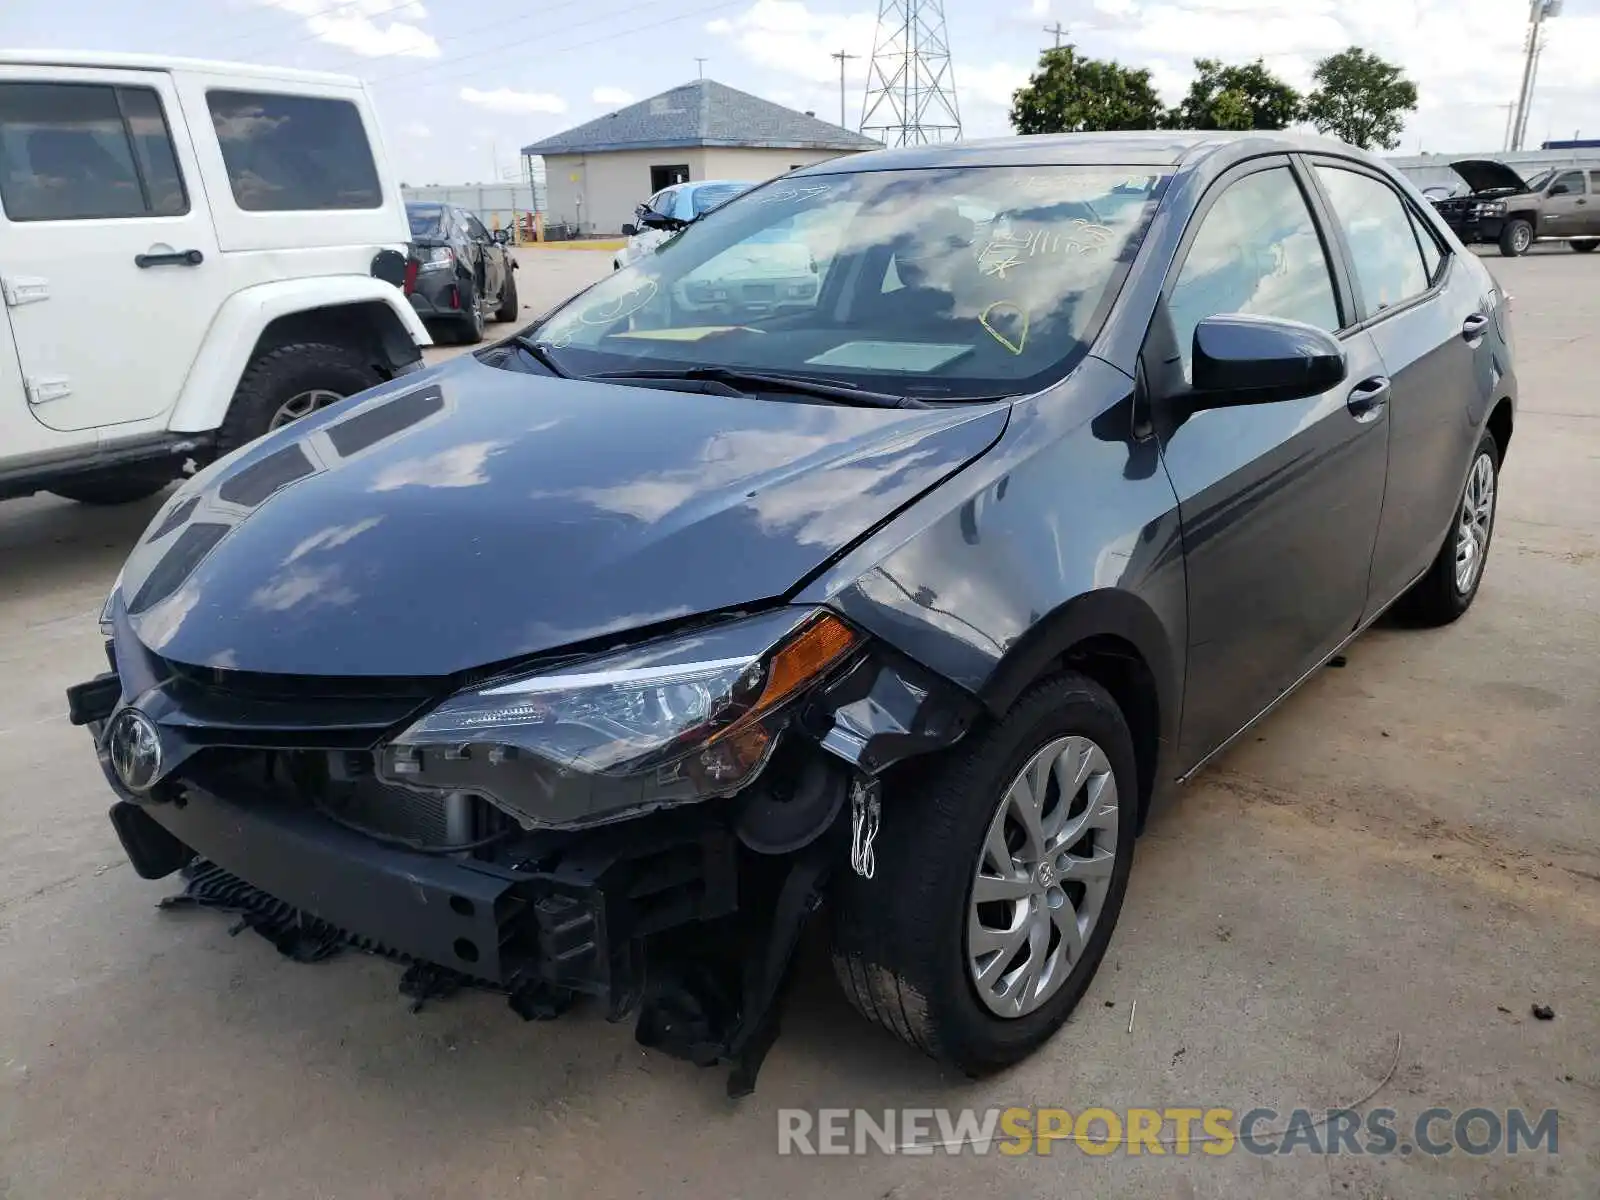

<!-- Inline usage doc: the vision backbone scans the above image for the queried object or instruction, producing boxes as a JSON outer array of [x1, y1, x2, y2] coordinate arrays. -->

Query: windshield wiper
[[510, 335, 570, 378], [590, 366, 926, 409]]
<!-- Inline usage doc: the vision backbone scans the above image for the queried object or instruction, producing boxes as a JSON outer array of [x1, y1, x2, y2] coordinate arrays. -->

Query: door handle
[[135, 249, 204, 268], [1346, 375, 1390, 422], [1461, 312, 1491, 343]]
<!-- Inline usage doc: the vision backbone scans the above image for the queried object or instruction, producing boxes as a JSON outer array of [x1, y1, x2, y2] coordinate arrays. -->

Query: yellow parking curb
[[523, 239, 626, 252]]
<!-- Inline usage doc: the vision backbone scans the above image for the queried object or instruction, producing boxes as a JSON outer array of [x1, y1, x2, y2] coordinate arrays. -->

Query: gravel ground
[[0, 247, 1594, 1199]]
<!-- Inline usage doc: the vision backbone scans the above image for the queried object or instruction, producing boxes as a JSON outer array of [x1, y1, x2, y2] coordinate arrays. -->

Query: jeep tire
[[217, 341, 383, 455], [829, 673, 1138, 1076], [1499, 218, 1534, 257]]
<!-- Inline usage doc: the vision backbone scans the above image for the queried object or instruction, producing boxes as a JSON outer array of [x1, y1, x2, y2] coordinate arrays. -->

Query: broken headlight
[[379, 607, 860, 830]]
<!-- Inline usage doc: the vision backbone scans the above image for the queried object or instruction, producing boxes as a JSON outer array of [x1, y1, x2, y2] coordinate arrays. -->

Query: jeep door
[[1151, 157, 1390, 767], [0, 67, 224, 433]]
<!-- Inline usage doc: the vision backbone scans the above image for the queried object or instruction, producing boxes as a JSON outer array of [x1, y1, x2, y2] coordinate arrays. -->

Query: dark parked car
[[402, 201, 519, 342], [1430, 159, 1600, 256], [72, 131, 1515, 1094]]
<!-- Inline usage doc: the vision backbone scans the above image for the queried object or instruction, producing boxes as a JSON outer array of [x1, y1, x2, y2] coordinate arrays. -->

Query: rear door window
[[206, 90, 381, 211], [0, 81, 187, 221], [1315, 166, 1430, 314]]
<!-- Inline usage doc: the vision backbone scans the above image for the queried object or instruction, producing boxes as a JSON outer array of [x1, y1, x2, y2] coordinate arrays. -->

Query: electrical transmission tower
[[860, 0, 961, 146]]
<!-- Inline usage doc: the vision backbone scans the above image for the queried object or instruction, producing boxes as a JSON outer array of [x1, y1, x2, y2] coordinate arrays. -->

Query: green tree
[[1010, 46, 1165, 135], [1168, 58, 1301, 130], [1303, 47, 1419, 150]]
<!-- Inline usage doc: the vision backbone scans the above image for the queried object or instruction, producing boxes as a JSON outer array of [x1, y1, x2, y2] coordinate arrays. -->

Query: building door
[[650, 164, 689, 192]]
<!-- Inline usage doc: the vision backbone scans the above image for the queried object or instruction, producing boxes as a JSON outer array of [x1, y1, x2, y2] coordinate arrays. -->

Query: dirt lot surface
[[1, 247, 1595, 1198]]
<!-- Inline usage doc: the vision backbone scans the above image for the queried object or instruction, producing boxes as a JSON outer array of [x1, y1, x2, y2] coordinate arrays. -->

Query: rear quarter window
[[206, 90, 381, 212]]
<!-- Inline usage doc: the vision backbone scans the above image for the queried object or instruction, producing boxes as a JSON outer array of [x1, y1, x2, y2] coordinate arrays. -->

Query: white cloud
[[592, 86, 637, 106], [402, 121, 432, 138], [255, 0, 439, 58], [459, 87, 568, 115], [707, 1, 878, 87]]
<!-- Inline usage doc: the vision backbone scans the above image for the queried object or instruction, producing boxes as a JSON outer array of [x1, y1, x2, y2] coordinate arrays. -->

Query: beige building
[[523, 80, 880, 236]]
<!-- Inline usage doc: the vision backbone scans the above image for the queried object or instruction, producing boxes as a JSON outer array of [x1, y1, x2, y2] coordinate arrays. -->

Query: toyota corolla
[[70, 131, 1515, 1095]]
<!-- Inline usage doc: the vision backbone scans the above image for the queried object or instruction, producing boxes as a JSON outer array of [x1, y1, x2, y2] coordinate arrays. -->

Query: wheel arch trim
[[167, 278, 433, 434]]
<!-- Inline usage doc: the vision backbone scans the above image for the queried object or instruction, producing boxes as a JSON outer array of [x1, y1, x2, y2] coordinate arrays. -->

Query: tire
[[494, 270, 520, 322], [1398, 431, 1500, 626], [217, 341, 383, 456], [51, 474, 170, 505], [829, 672, 1139, 1076], [1498, 219, 1533, 257], [1571, 239, 1599, 254], [456, 282, 486, 344]]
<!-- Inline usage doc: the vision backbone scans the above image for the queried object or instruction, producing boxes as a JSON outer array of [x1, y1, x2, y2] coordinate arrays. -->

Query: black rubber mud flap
[[109, 801, 193, 879]]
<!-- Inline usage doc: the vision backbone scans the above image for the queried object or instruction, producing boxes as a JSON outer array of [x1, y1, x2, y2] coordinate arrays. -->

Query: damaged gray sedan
[[71, 130, 1515, 1094]]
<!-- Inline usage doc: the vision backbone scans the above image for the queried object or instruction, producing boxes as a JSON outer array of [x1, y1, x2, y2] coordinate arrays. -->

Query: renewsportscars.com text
[[777, 1107, 1560, 1157]]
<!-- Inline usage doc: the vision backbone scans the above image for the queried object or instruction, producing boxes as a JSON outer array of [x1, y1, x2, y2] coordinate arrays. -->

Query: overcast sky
[[3, 0, 1597, 185]]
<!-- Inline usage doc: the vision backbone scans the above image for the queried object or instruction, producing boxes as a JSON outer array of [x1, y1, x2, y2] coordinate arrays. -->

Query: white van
[[0, 52, 431, 504]]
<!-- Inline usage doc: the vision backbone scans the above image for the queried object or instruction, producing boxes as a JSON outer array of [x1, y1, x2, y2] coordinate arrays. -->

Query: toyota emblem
[[108, 709, 162, 792], [1036, 860, 1057, 888]]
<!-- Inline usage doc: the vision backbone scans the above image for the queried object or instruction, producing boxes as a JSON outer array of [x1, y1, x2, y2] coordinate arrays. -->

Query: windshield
[[690, 182, 753, 216], [408, 203, 445, 236], [529, 165, 1169, 400]]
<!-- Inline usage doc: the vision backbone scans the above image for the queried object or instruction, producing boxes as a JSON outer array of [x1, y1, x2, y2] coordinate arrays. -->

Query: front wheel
[[1499, 219, 1533, 257], [830, 673, 1138, 1075], [1398, 431, 1499, 626], [456, 282, 486, 344], [1571, 238, 1599, 254]]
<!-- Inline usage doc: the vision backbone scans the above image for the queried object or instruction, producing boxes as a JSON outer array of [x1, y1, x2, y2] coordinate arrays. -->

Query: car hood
[[1449, 159, 1529, 196], [119, 355, 1009, 677]]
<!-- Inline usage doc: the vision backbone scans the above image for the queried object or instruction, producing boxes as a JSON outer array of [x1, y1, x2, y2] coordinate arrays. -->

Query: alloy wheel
[[1454, 451, 1496, 594], [1513, 224, 1532, 253], [967, 735, 1119, 1019], [268, 388, 344, 431]]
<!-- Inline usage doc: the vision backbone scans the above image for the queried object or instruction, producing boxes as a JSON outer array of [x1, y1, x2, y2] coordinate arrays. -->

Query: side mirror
[[492, 228, 511, 244], [638, 209, 679, 231], [1190, 314, 1347, 407], [1548, 183, 1571, 196], [621, 222, 638, 237]]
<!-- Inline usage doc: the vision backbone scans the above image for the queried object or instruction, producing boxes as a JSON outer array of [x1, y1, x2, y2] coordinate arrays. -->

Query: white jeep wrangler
[[0, 52, 431, 505]]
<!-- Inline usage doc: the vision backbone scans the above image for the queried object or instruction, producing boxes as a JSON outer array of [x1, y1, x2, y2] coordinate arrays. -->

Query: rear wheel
[[217, 341, 383, 455], [1572, 238, 1599, 254], [494, 271, 520, 322], [1399, 431, 1499, 626], [1499, 219, 1533, 257], [456, 282, 486, 344], [830, 673, 1138, 1075]]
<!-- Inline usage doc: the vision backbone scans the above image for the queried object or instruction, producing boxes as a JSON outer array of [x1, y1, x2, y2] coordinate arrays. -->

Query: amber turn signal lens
[[754, 612, 858, 712]]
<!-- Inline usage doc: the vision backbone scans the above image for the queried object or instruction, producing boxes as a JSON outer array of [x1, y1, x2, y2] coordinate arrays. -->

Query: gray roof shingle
[[521, 80, 882, 157]]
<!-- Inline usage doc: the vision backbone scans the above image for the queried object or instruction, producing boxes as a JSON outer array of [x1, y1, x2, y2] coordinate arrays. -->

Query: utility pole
[[1043, 22, 1067, 48], [695, 57, 708, 79], [830, 50, 859, 128], [1502, 103, 1517, 152], [1510, 0, 1562, 152], [861, 0, 962, 146]]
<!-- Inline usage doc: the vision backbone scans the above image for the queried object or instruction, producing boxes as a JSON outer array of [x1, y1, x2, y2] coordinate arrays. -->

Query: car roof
[[791, 130, 1381, 174], [0, 49, 362, 88]]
